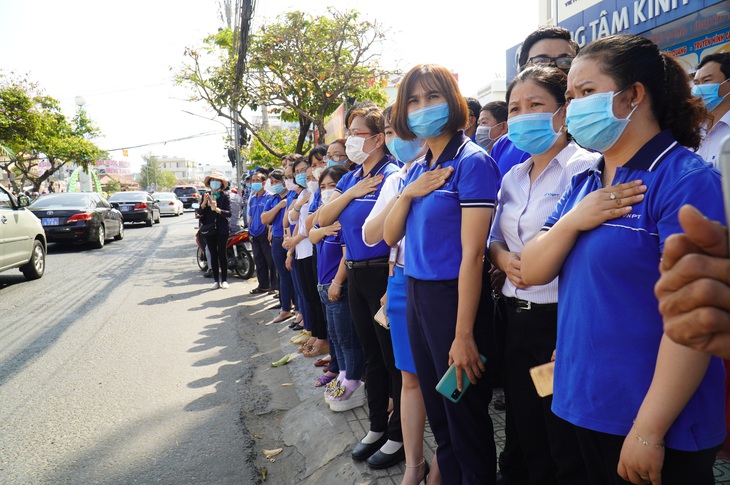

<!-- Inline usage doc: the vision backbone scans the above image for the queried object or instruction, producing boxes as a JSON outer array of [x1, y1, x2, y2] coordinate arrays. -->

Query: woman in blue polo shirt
[[489, 65, 596, 484], [521, 34, 726, 485], [248, 171, 277, 294], [261, 169, 294, 323], [318, 104, 404, 469], [384, 63, 500, 484]]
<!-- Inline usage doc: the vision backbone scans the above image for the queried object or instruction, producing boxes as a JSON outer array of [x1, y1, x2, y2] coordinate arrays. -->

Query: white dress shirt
[[294, 190, 313, 259], [696, 109, 730, 169], [490, 142, 599, 303]]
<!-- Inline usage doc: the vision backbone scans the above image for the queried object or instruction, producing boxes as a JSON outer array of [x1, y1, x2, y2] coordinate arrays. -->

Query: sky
[[0, 0, 539, 174]]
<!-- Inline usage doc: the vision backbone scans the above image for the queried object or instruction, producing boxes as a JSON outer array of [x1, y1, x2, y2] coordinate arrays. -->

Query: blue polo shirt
[[263, 194, 287, 237], [309, 190, 322, 214], [490, 135, 530, 183], [335, 156, 398, 261], [403, 133, 499, 281], [544, 130, 726, 451], [316, 228, 344, 284], [248, 192, 268, 237]]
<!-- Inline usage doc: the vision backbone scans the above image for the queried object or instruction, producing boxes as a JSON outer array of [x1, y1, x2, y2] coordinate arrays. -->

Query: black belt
[[506, 297, 558, 311], [345, 257, 389, 270]]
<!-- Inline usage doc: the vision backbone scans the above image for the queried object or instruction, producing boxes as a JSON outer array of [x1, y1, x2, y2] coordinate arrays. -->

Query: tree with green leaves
[[243, 127, 300, 168], [177, 8, 390, 158], [139, 153, 177, 191], [0, 73, 105, 192]]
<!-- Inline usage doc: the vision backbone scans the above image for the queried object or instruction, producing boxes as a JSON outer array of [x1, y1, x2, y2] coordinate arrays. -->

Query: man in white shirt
[[694, 52, 730, 168]]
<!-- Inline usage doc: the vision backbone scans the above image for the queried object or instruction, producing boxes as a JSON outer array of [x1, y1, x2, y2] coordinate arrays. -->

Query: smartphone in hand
[[435, 354, 487, 404]]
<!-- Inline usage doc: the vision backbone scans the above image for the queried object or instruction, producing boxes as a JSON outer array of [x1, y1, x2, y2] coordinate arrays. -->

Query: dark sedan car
[[29, 192, 124, 249], [108, 191, 161, 226], [172, 185, 202, 209]]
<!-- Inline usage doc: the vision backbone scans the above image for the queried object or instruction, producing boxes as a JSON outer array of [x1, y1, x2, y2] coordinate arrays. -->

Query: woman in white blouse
[[488, 65, 597, 484]]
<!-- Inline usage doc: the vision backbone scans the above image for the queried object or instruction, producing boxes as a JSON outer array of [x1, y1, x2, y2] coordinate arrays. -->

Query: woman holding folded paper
[[488, 65, 596, 484]]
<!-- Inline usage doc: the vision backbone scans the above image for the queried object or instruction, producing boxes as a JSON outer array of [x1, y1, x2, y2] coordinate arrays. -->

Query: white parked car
[[0, 185, 46, 280], [153, 192, 184, 216]]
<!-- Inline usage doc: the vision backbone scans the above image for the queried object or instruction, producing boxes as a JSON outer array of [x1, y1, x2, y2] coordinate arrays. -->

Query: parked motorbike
[[196, 228, 255, 279]]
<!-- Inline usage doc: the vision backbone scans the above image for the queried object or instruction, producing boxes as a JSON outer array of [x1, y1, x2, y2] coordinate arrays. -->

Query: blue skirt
[[386, 265, 416, 373]]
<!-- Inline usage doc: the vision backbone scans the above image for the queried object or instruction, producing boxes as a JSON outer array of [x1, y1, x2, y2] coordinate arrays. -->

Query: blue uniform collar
[[353, 155, 391, 179], [424, 131, 470, 168], [589, 130, 679, 176]]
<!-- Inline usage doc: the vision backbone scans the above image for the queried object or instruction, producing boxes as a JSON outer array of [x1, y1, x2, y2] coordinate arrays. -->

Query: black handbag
[[200, 221, 217, 235]]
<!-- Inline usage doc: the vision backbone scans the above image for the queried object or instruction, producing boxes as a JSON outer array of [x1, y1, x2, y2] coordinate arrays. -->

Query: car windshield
[[174, 187, 197, 196], [30, 193, 93, 208], [109, 192, 147, 202]]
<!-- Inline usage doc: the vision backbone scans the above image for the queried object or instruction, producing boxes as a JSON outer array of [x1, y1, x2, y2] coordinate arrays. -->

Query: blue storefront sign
[[506, 0, 728, 80]]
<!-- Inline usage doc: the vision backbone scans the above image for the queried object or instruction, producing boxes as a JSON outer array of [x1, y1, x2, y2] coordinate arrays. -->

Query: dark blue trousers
[[406, 277, 496, 485]]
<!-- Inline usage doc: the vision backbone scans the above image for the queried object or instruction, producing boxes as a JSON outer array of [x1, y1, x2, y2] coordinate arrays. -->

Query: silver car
[[0, 186, 46, 280]]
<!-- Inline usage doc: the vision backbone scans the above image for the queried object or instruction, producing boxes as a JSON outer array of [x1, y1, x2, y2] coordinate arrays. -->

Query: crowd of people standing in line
[[198, 27, 730, 485]]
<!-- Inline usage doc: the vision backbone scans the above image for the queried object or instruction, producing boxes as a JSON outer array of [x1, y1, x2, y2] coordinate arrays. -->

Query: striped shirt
[[489, 142, 598, 303]]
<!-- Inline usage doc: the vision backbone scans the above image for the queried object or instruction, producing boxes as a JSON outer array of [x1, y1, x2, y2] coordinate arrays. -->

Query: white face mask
[[307, 181, 318, 194], [345, 134, 376, 165], [285, 179, 298, 191], [321, 188, 336, 204]]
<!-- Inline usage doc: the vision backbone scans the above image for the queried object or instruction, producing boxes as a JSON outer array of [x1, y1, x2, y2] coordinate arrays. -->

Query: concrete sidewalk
[[237, 283, 730, 484]]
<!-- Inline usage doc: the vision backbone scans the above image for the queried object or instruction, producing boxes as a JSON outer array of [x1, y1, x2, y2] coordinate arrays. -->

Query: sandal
[[314, 356, 331, 367], [249, 287, 270, 295], [322, 363, 330, 373], [267, 290, 278, 295], [304, 345, 330, 358], [315, 373, 337, 387], [272, 312, 293, 323], [298, 343, 314, 353]]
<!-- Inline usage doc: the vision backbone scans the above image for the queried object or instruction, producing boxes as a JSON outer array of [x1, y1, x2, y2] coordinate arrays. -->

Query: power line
[[105, 130, 227, 151]]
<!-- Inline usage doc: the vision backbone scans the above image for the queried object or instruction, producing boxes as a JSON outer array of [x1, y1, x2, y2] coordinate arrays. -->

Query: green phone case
[[435, 354, 487, 403]]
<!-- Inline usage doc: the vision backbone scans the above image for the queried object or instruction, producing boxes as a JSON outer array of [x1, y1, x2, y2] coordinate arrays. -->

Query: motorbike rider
[[199, 170, 232, 290]]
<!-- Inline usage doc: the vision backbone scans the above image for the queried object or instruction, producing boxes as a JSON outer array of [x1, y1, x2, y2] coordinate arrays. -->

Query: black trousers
[[251, 232, 277, 290], [573, 425, 719, 485], [504, 303, 588, 485], [205, 234, 228, 282], [346, 265, 402, 442], [407, 277, 496, 485], [296, 255, 327, 340]]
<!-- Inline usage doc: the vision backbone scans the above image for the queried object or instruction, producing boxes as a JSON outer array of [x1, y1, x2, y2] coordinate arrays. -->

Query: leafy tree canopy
[[243, 127, 301, 169], [177, 8, 390, 158], [0, 73, 105, 192]]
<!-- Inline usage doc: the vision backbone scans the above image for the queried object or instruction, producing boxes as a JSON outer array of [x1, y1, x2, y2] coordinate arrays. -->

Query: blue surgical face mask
[[386, 136, 424, 163], [507, 108, 563, 155], [209, 180, 222, 190], [408, 102, 450, 139], [245, 183, 252, 189], [565, 90, 638, 153], [252, 182, 263, 192], [327, 160, 346, 168], [692, 79, 729, 112], [270, 183, 285, 195], [295, 173, 307, 187]]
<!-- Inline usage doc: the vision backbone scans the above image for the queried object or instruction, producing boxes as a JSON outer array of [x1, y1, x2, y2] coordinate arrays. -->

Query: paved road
[[0, 212, 257, 484]]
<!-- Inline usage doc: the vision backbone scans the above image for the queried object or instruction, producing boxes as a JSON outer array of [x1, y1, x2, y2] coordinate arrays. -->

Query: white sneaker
[[328, 381, 366, 412], [220, 281, 229, 289], [210, 282, 220, 290]]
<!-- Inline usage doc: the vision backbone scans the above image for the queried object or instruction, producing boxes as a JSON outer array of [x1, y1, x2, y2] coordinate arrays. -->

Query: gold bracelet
[[632, 420, 665, 449]]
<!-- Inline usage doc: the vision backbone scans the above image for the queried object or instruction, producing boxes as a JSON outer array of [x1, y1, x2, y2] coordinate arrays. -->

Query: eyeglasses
[[323, 154, 348, 162], [346, 130, 374, 138], [527, 55, 574, 70]]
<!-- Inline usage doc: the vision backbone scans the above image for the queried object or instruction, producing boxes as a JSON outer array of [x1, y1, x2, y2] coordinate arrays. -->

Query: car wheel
[[114, 222, 124, 240], [154, 211, 161, 224], [20, 240, 45, 280], [146, 214, 153, 227], [92, 226, 105, 249]]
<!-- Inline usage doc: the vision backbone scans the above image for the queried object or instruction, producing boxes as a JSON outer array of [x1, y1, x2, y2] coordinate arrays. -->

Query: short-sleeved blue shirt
[[316, 228, 344, 284], [335, 156, 398, 261], [309, 190, 322, 214], [404, 132, 500, 281], [544, 130, 726, 451], [490, 135, 530, 183], [248, 192, 268, 237], [263, 194, 287, 237]]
